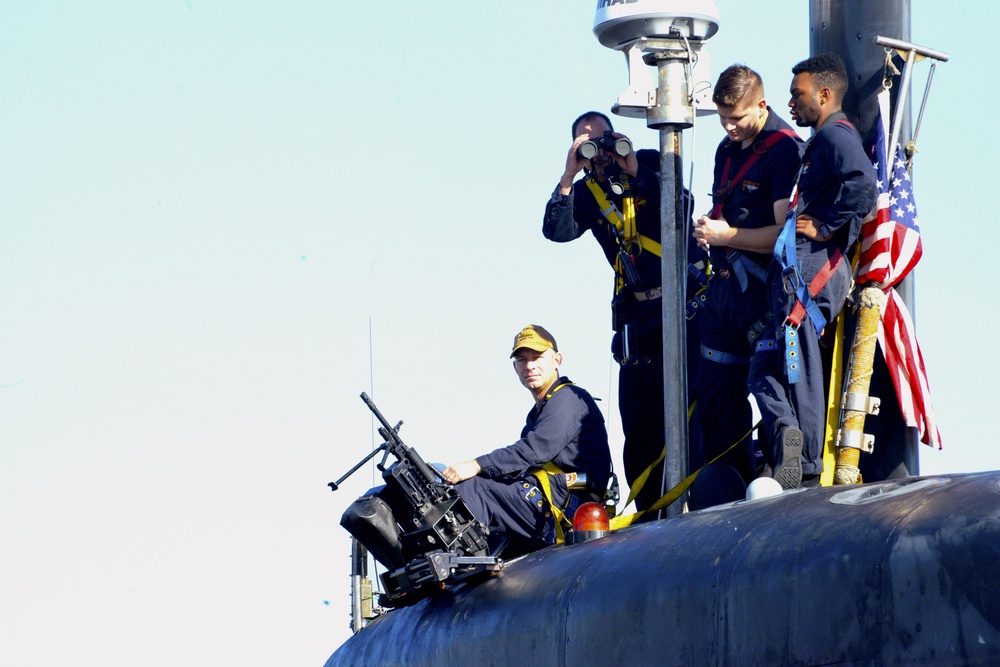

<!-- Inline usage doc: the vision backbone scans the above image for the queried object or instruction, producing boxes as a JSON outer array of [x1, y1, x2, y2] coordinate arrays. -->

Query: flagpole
[[875, 36, 951, 161]]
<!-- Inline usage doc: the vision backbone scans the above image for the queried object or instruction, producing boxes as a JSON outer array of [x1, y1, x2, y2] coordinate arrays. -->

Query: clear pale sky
[[1, 1, 992, 664]]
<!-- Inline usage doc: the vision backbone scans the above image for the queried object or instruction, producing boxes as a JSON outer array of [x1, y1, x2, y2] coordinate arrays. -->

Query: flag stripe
[[857, 97, 941, 449]]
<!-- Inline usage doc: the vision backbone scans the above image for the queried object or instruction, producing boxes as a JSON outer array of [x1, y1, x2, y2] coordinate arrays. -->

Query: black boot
[[772, 426, 803, 490]]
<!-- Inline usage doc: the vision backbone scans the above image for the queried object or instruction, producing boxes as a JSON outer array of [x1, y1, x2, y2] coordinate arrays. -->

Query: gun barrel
[[361, 392, 393, 431]]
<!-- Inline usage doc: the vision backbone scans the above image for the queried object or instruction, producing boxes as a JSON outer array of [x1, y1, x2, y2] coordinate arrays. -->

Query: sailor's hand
[[442, 459, 481, 484], [609, 132, 639, 177], [795, 214, 831, 241], [693, 215, 733, 249], [559, 135, 592, 194]]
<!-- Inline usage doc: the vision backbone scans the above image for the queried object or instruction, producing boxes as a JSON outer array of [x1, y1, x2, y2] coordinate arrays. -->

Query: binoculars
[[578, 131, 632, 160]]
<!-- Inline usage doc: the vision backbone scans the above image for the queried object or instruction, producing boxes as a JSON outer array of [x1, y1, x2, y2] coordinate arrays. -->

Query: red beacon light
[[568, 502, 611, 544]]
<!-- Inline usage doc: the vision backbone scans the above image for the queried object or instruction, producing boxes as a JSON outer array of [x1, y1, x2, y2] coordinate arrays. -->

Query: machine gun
[[330, 392, 501, 604]]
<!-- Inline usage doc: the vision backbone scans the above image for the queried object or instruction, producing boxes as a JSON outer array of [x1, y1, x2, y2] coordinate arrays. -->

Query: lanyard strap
[[532, 462, 569, 544], [584, 176, 657, 293], [709, 128, 798, 219]]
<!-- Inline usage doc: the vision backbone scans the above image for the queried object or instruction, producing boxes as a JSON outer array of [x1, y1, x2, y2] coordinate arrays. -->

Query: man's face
[[573, 116, 615, 177], [512, 348, 561, 398], [716, 97, 766, 146], [788, 72, 823, 128]]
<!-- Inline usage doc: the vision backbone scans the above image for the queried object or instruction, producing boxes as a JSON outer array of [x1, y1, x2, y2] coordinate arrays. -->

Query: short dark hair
[[571, 111, 613, 138], [791, 53, 848, 102], [712, 64, 763, 107]]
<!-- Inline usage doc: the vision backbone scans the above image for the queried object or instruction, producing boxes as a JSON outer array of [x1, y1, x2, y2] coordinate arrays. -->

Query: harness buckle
[[781, 266, 800, 295], [522, 482, 545, 508], [685, 289, 707, 320]]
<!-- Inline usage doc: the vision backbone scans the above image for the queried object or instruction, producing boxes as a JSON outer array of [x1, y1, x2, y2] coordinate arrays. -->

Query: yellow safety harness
[[584, 174, 663, 302], [585, 174, 711, 323], [526, 380, 610, 545], [584, 176, 661, 293], [533, 461, 572, 544]]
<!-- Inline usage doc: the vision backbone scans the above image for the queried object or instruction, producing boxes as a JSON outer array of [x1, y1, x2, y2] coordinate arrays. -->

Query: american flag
[[881, 290, 941, 448], [857, 111, 922, 287], [857, 96, 941, 449]]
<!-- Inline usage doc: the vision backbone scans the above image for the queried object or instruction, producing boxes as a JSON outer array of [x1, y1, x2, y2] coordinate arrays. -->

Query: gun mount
[[330, 393, 501, 605]]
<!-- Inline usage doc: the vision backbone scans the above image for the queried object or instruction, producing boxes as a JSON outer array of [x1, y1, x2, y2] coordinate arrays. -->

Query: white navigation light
[[593, 0, 720, 49], [746, 477, 784, 501]]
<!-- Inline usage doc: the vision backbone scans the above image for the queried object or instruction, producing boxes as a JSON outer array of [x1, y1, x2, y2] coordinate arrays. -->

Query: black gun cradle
[[332, 393, 501, 604]]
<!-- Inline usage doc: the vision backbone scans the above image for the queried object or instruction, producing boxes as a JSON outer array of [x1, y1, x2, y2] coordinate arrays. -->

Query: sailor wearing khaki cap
[[509, 324, 558, 356], [441, 325, 612, 557]]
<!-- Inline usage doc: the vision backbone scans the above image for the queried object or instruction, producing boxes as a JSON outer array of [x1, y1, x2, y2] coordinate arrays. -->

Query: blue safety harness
[[767, 122, 853, 383]]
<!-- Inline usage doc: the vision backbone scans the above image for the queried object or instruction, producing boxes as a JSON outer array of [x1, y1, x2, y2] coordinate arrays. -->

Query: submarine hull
[[326, 472, 1000, 666]]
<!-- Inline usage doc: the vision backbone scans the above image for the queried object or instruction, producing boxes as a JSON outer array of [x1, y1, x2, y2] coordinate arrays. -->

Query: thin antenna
[[367, 316, 385, 598], [369, 317, 376, 488], [606, 354, 614, 425]]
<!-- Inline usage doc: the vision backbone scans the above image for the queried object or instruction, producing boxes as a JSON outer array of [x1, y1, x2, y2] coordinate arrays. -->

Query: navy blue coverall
[[455, 377, 611, 555], [748, 112, 877, 476], [696, 110, 803, 483], [543, 150, 705, 512]]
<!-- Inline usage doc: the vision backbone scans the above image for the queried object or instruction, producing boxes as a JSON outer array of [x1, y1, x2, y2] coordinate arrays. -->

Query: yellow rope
[[621, 400, 696, 509], [611, 420, 759, 530]]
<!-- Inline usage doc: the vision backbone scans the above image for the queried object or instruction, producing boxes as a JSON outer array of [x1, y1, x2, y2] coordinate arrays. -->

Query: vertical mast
[[648, 42, 694, 517]]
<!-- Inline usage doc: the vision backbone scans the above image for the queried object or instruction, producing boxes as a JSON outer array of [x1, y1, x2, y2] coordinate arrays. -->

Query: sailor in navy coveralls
[[442, 325, 612, 556], [692, 65, 804, 486], [543, 111, 705, 514], [748, 54, 877, 489]]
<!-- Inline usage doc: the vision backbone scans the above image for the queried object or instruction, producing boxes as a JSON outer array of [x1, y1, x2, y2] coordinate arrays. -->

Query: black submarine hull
[[326, 472, 1000, 666]]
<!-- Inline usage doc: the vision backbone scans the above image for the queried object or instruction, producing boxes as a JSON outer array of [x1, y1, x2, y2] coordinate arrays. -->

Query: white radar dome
[[593, 0, 721, 49]]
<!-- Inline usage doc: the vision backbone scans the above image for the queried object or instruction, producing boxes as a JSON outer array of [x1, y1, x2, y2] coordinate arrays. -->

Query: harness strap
[[700, 343, 752, 366], [783, 325, 803, 384], [537, 380, 573, 413], [772, 120, 858, 383], [585, 175, 706, 299], [747, 311, 773, 346], [709, 128, 799, 219], [621, 174, 637, 250], [774, 213, 844, 384], [686, 284, 709, 320], [726, 249, 768, 293], [532, 462, 570, 544], [638, 235, 661, 257], [585, 177, 654, 294], [531, 380, 577, 544], [688, 258, 710, 286], [785, 248, 844, 329], [709, 128, 798, 301], [755, 337, 777, 353]]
